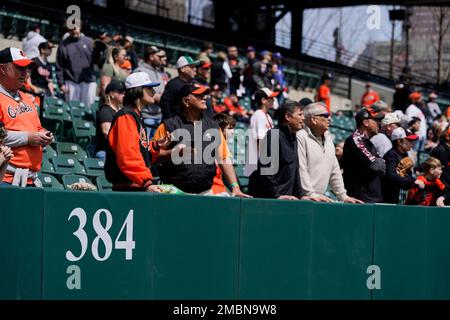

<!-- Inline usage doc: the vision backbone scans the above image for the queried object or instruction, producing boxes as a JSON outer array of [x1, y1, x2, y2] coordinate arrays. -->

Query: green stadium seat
[[68, 100, 94, 119], [72, 120, 96, 147], [84, 158, 105, 177], [44, 97, 65, 107], [96, 175, 112, 191], [62, 174, 96, 190], [69, 107, 87, 121], [42, 145, 57, 159], [41, 157, 55, 174], [52, 155, 87, 175], [55, 142, 88, 162], [36, 172, 64, 190], [42, 106, 71, 139]]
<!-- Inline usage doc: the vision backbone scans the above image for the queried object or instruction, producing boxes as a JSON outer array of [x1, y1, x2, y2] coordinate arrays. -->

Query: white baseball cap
[[381, 113, 401, 126], [125, 72, 160, 89], [391, 127, 419, 141], [176, 55, 200, 69]]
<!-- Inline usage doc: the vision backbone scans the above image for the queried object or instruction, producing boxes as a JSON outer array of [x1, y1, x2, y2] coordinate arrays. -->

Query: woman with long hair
[[100, 46, 129, 97]]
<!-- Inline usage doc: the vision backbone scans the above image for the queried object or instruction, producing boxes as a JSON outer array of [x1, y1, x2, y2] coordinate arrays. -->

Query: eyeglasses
[[314, 112, 330, 119]]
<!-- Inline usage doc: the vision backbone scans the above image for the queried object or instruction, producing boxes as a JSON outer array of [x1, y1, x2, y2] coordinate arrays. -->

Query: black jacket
[[382, 148, 416, 204], [248, 126, 302, 198], [342, 130, 385, 203], [431, 142, 450, 202], [157, 114, 220, 193]]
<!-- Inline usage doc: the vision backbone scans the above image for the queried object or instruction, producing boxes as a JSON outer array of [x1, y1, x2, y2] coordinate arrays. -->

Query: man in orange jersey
[[361, 83, 380, 108], [316, 73, 332, 113], [0, 47, 53, 187]]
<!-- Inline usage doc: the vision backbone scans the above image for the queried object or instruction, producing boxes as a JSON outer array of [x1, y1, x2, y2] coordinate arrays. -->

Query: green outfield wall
[[1, 188, 449, 299]]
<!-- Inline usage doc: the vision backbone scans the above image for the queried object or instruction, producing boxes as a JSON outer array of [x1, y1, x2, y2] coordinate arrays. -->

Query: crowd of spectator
[[0, 20, 449, 207]]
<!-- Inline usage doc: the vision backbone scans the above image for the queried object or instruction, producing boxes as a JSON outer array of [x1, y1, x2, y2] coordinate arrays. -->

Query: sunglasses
[[314, 112, 330, 118]]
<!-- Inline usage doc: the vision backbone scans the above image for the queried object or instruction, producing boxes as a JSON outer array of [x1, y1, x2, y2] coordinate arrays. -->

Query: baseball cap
[[176, 55, 200, 69], [372, 100, 388, 111], [381, 112, 401, 126], [409, 92, 422, 100], [38, 41, 53, 51], [299, 97, 313, 107], [120, 60, 132, 70], [105, 80, 126, 94], [125, 72, 160, 89], [260, 50, 271, 57], [0, 47, 36, 67], [273, 52, 283, 59], [322, 73, 332, 81], [178, 84, 211, 101], [355, 105, 385, 123], [246, 46, 256, 52], [391, 127, 419, 141], [125, 36, 134, 44], [429, 92, 438, 99], [198, 61, 212, 69], [255, 88, 279, 102]]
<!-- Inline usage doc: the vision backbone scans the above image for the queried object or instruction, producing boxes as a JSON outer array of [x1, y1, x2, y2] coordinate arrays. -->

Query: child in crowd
[[212, 113, 236, 196], [406, 157, 446, 206], [0, 122, 14, 183]]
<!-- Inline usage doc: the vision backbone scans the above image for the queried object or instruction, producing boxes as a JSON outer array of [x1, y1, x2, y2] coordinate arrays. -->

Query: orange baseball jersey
[[361, 91, 380, 107], [317, 84, 330, 112], [0, 90, 45, 182]]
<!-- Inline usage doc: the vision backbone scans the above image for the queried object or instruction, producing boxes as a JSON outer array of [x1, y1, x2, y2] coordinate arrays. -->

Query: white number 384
[[65, 208, 135, 262]]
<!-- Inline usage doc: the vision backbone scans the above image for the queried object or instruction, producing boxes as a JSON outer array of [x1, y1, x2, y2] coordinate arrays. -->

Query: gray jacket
[[134, 62, 165, 95], [56, 35, 96, 84]]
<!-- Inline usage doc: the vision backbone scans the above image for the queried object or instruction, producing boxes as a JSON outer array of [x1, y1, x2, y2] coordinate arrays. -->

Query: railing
[[302, 37, 437, 84]]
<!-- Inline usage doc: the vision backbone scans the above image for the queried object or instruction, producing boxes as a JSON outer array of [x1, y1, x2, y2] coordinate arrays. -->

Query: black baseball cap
[[322, 73, 332, 81], [177, 84, 211, 102], [299, 97, 313, 107], [355, 105, 385, 123], [38, 41, 53, 51], [105, 80, 126, 94]]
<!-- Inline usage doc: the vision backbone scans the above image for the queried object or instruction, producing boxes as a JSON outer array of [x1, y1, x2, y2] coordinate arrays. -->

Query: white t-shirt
[[406, 104, 427, 139], [244, 109, 273, 177]]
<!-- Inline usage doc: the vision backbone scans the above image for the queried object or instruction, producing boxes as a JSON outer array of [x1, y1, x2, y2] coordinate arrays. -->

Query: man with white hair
[[370, 112, 401, 157], [297, 102, 363, 203]]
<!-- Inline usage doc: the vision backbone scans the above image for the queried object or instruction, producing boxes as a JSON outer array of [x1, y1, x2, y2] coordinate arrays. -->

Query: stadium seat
[[55, 142, 88, 162], [52, 155, 87, 175], [96, 175, 112, 191], [41, 157, 55, 174], [68, 100, 94, 119], [36, 172, 64, 190], [42, 106, 71, 140], [69, 107, 87, 121], [62, 174, 96, 190], [84, 158, 105, 177], [42, 145, 57, 159], [72, 120, 96, 147]]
